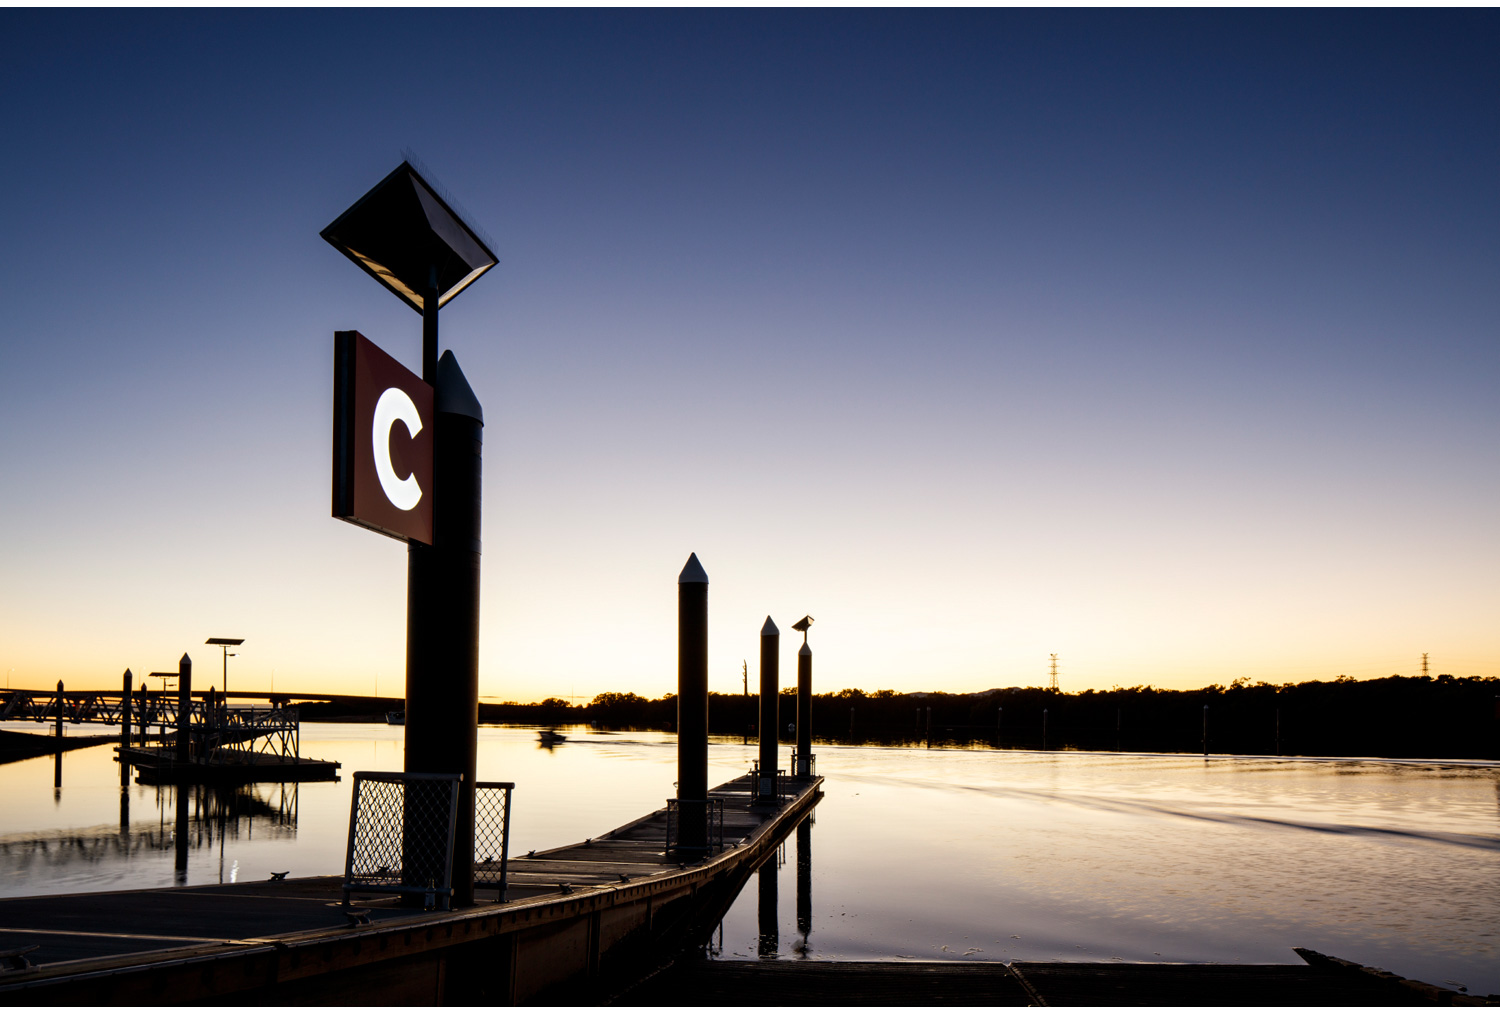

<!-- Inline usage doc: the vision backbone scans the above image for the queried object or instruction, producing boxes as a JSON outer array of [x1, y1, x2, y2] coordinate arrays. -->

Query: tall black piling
[[121, 669, 133, 751], [405, 351, 484, 908], [677, 553, 709, 853], [138, 682, 148, 746], [795, 643, 812, 775], [54, 680, 63, 739], [757, 617, 779, 804], [176, 655, 192, 764], [121, 668, 133, 786]]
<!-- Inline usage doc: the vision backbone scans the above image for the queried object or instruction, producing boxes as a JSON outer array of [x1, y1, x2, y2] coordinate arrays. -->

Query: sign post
[[324, 160, 497, 907]]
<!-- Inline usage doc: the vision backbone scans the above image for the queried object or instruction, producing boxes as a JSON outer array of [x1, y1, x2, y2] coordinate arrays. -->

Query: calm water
[[3, 722, 1497, 995]]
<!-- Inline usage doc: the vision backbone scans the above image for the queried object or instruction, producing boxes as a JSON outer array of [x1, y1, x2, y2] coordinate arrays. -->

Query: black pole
[[757, 617, 779, 804], [1043, 707, 1048, 750], [422, 280, 439, 384], [405, 350, 484, 907], [677, 554, 709, 852], [138, 682, 148, 747], [121, 668, 132, 786], [121, 668, 133, 751], [54, 679, 64, 739], [177, 654, 192, 765], [795, 642, 812, 777]]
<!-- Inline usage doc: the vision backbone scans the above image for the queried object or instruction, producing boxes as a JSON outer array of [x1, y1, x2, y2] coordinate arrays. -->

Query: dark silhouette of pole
[[795, 641, 812, 777], [796, 816, 812, 947], [121, 669, 133, 751], [677, 553, 709, 852], [121, 668, 133, 786], [54, 679, 63, 739], [138, 682, 148, 746], [406, 351, 484, 907], [1042, 707, 1048, 750], [1202, 705, 1209, 756], [757, 617, 779, 804], [176, 655, 192, 764], [757, 859, 779, 957]]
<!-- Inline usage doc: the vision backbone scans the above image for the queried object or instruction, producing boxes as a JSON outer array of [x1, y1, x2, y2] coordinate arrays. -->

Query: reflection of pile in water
[[0, 782, 299, 885]]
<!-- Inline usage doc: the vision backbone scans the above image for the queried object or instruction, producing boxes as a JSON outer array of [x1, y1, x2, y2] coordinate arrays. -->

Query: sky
[[1, 11, 1496, 701]]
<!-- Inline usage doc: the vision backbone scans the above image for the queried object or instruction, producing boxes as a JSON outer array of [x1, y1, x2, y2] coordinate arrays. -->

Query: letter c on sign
[[372, 387, 423, 511]]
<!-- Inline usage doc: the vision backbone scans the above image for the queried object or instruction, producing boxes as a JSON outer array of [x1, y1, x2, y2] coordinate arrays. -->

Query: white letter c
[[372, 387, 423, 511]]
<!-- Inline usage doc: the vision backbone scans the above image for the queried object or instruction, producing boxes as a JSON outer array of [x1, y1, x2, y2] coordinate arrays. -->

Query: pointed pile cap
[[761, 616, 779, 636], [436, 350, 484, 423], [799, 642, 811, 655], [678, 553, 708, 584]]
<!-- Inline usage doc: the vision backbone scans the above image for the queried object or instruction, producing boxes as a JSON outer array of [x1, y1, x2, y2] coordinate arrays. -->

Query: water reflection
[[0, 779, 298, 889]]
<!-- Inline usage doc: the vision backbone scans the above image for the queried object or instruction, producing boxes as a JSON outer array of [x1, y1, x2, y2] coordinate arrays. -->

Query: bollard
[[177, 654, 192, 764], [795, 638, 812, 777], [405, 352, 484, 907], [676, 553, 709, 852], [55, 680, 64, 738], [757, 617, 779, 805]]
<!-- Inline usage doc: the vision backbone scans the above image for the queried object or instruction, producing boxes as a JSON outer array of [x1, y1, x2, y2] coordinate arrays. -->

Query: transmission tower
[[1049, 654, 1059, 692], [1421, 653, 1429, 678]]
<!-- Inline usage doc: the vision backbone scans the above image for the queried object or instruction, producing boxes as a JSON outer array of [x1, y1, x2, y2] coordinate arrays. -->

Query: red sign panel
[[333, 331, 434, 544]]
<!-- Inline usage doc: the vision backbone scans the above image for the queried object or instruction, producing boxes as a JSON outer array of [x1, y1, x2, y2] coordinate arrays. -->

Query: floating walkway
[[0, 773, 824, 1004], [115, 745, 340, 784]]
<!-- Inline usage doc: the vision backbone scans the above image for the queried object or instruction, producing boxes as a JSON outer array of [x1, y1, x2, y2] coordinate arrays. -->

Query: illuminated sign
[[332, 330, 434, 543]]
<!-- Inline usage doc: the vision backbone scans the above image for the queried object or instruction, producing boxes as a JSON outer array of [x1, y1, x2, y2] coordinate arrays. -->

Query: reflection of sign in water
[[332, 330, 434, 543]]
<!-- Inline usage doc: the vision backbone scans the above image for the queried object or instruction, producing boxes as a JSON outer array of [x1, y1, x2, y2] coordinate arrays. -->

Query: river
[[3, 721, 1496, 996]]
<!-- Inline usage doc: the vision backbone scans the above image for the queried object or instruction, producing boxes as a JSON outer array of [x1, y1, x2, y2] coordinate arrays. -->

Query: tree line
[[509, 675, 1500, 761]]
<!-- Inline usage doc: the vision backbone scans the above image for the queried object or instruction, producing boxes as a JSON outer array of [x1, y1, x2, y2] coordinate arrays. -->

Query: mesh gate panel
[[343, 771, 460, 908], [473, 781, 514, 901]]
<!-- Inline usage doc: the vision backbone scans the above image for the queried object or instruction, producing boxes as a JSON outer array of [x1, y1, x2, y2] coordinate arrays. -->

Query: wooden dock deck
[[0, 772, 823, 1004]]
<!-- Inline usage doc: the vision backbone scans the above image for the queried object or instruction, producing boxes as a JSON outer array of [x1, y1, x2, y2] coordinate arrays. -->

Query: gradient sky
[[2, 11, 1496, 701]]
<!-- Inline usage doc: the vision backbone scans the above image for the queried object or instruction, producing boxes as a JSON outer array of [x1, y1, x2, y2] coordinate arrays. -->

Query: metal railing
[[665, 797, 725, 857], [791, 751, 817, 778], [343, 771, 459, 909], [748, 763, 788, 803], [473, 781, 514, 902]]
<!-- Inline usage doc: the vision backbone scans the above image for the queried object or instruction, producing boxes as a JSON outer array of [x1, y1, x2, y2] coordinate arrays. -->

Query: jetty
[[0, 772, 823, 1003]]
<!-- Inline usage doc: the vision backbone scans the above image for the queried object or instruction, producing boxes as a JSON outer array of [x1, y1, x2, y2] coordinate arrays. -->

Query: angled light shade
[[321, 161, 498, 313]]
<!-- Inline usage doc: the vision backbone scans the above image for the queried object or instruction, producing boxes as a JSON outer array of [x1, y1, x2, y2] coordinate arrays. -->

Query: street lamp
[[206, 638, 244, 700]]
